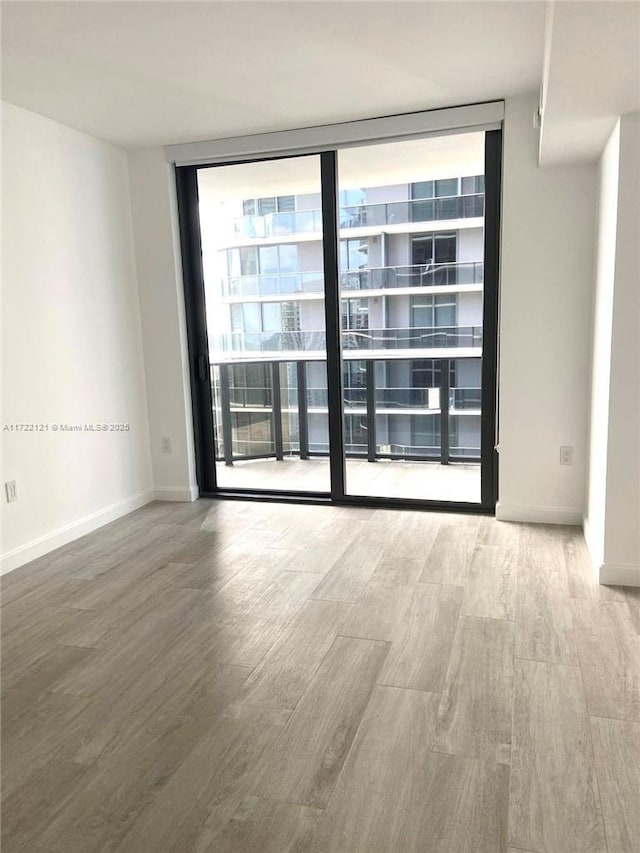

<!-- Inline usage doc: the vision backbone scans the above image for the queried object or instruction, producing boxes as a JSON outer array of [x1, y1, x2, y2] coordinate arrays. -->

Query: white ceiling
[[540, 1, 640, 164], [1, 0, 544, 148], [1, 1, 638, 163]]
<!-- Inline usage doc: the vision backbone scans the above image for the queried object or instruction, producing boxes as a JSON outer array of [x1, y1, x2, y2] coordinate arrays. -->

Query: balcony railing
[[221, 261, 483, 298], [311, 386, 480, 412], [339, 194, 484, 228], [222, 271, 324, 298], [211, 325, 482, 356], [234, 209, 323, 239], [342, 326, 482, 351], [232, 194, 484, 239], [212, 357, 481, 467], [341, 261, 483, 291], [228, 384, 481, 413]]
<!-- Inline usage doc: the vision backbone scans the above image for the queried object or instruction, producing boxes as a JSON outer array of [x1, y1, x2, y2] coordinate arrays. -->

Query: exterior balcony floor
[[214, 456, 481, 504]]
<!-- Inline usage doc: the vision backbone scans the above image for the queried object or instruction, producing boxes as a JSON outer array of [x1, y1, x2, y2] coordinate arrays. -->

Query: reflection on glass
[[338, 134, 485, 502], [197, 133, 486, 504], [198, 156, 330, 493]]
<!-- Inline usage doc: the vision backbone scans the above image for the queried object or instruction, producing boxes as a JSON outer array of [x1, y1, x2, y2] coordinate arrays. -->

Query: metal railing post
[[219, 363, 234, 466], [271, 362, 284, 460], [439, 358, 450, 465], [296, 361, 309, 460], [366, 360, 377, 463]]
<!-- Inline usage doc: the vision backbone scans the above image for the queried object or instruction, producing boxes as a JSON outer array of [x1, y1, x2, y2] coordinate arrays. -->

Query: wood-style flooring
[[2, 499, 639, 852]]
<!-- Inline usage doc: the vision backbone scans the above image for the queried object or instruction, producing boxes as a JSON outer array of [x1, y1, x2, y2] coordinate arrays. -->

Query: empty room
[[1, 1, 639, 851]]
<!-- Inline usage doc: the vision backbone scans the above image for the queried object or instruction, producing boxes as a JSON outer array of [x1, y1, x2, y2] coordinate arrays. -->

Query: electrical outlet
[[5, 480, 18, 503], [161, 436, 172, 454], [560, 446, 573, 466]]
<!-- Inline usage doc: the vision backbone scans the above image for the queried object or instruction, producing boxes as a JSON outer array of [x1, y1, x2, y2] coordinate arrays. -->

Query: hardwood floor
[[2, 499, 639, 852]]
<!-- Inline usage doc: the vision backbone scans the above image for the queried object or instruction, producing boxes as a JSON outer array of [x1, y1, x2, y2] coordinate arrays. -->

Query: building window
[[461, 175, 485, 195], [343, 361, 366, 391], [341, 298, 369, 331], [410, 413, 457, 452], [410, 294, 457, 329], [340, 238, 369, 271], [339, 189, 367, 228], [241, 195, 296, 216], [230, 302, 301, 335], [281, 302, 301, 332], [344, 413, 367, 452], [231, 411, 273, 455], [411, 232, 457, 266], [227, 244, 299, 280], [411, 359, 456, 389], [229, 363, 271, 407]]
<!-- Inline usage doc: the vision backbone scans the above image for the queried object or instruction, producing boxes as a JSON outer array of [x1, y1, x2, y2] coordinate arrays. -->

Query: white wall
[[122, 94, 600, 529], [584, 121, 620, 567], [497, 93, 597, 524], [603, 111, 640, 580], [127, 148, 198, 501], [585, 112, 640, 585], [1, 103, 153, 571], [457, 228, 483, 263]]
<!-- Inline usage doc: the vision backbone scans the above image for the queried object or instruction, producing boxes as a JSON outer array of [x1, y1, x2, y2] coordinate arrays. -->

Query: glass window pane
[[434, 295, 456, 327], [242, 303, 261, 333], [461, 177, 475, 195], [339, 132, 484, 502], [281, 302, 301, 331], [278, 244, 298, 273], [230, 304, 243, 333], [227, 248, 240, 277], [411, 180, 434, 199], [261, 303, 281, 333], [258, 245, 278, 274], [197, 154, 329, 493], [350, 239, 368, 269], [434, 233, 457, 264], [239, 247, 257, 276], [258, 197, 276, 215], [277, 195, 295, 212], [412, 236, 434, 265], [435, 178, 458, 197]]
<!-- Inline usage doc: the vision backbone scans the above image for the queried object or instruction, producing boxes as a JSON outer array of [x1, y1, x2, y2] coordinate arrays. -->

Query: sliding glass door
[[176, 129, 500, 512], [194, 155, 331, 494], [336, 133, 487, 503]]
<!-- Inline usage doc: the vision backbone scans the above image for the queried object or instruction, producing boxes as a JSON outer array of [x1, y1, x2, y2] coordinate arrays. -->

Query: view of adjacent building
[[197, 134, 486, 499]]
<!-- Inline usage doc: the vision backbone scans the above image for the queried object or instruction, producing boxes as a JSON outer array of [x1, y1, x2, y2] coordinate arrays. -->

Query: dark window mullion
[[175, 166, 217, 494], [320, 151, 346, 500], [481, 129, 501, 511]]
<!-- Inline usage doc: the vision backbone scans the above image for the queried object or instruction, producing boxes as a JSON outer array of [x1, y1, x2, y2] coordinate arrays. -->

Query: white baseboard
[[154, 485, 199, 502], [599, 562, 640, 587], [1, 489, 155, 576], [495, 502, 582, 525]]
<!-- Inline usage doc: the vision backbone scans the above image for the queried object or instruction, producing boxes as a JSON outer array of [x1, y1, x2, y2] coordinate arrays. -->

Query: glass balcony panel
[[449, 413, 481, 459], [230, 190, 484, 238], [213, 325, 483, 357], [411, 199, 435, 222], [448, 357, 481, 461], [230, 411, 274, 457]]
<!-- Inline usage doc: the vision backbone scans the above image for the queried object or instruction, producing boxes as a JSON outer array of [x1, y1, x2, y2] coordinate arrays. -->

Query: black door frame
[[175, 129, 501, 514]]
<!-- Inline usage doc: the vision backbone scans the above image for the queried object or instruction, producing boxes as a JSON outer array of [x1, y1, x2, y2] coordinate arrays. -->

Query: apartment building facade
[[202, 173, 485, 468]]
